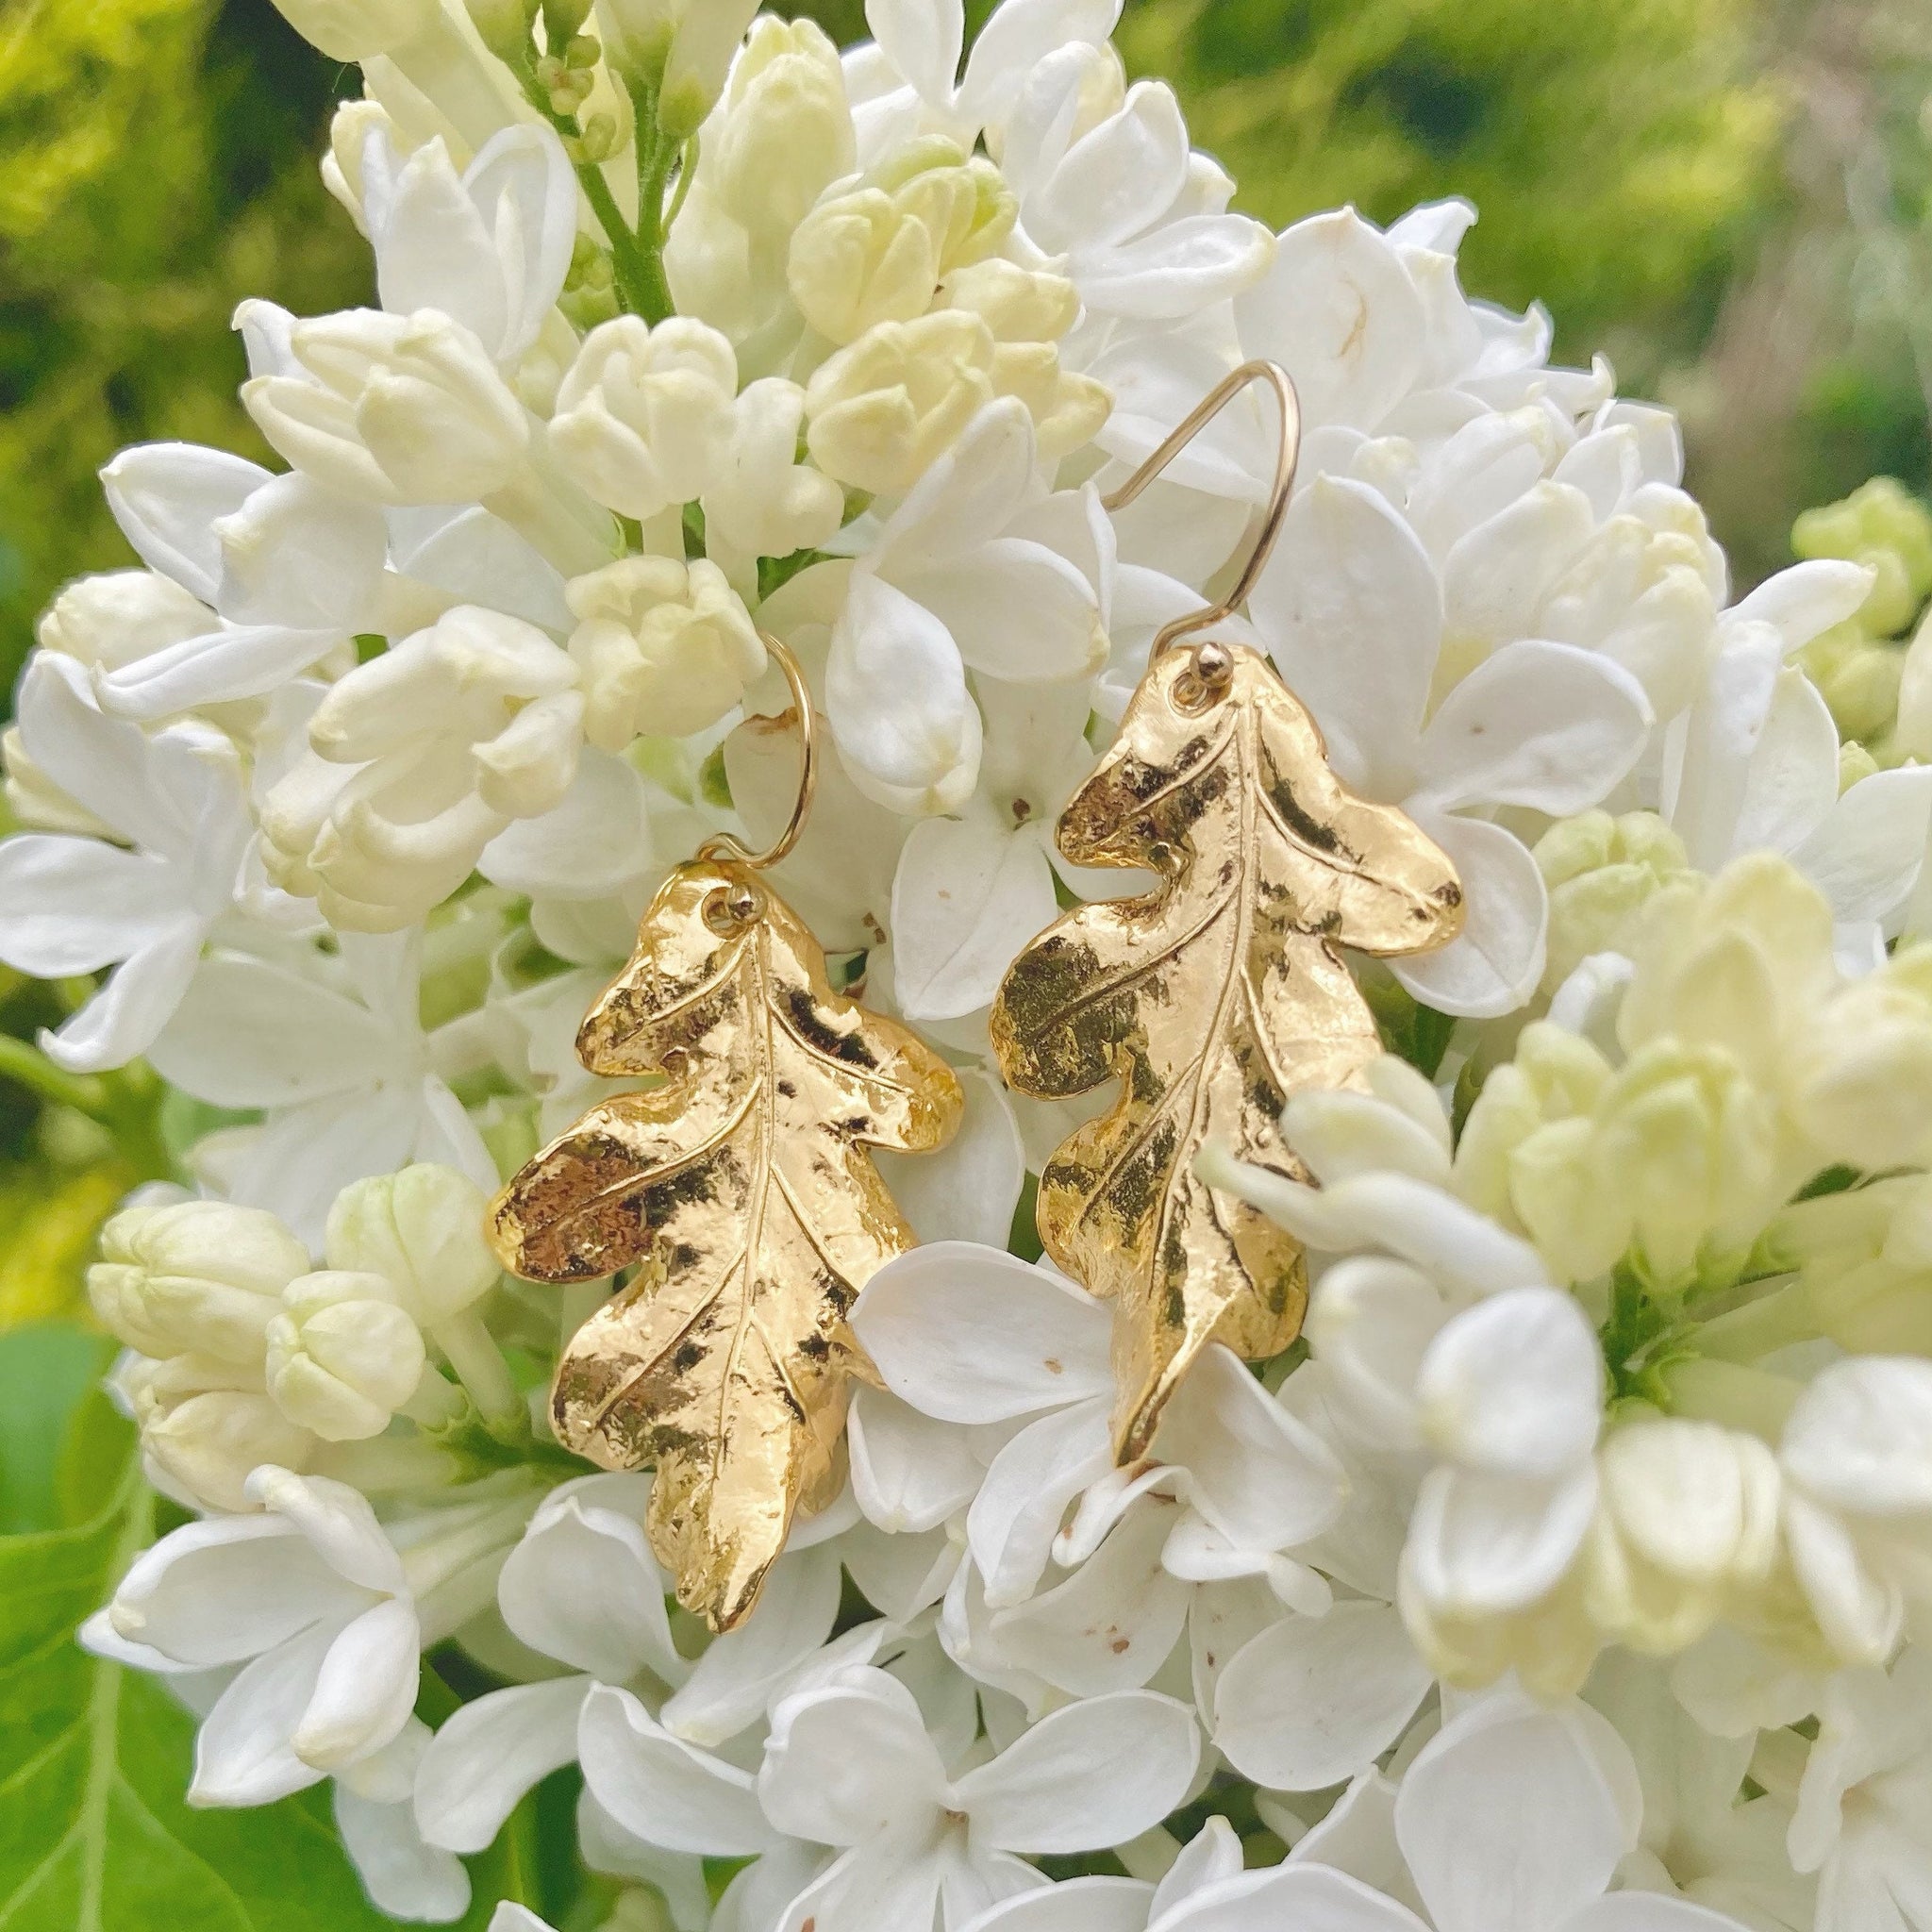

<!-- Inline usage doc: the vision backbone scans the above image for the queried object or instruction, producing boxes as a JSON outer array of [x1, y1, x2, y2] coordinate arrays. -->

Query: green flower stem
[[430, 1309, 523, 1430], [512, 57, 673, 324], [0, 1032, 107, 1116]]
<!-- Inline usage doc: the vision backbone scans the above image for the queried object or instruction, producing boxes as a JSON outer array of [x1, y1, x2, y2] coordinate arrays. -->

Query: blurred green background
[[1, 0, 1930, 1331]]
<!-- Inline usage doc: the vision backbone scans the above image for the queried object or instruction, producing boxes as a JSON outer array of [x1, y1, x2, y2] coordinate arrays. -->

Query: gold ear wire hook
[[1101, 358, 1302, 661], [697, 629, 820, 872]]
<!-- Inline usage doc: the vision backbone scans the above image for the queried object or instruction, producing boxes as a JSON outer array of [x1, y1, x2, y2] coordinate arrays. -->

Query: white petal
[[758, 1670, 948, 1845], [460, 125, 578, 358], [1413, 1286, 1601, 1477], [958, 1876, 1152, 1932], [13, 652, 190, 849], [1394, 1696, 1632, 1932], [1731, 558, 1874, 656], [1156, 1345, 1346, 1554], [989, 1499, 1191, 1695], [866, 0, 964, 108], [1410, 641, 1652, 816], [577, 1684, 778, 1857], [827, 572, 981, 815], [774, 1840, 944, 1932], [1235, 210, 1425, 431], [1250, 475, 1441, 789], [97, 623, 341, 720], [1151, 1816, 1244, 1914], [1156, 1864, 1431, 1932], [1303, 1257, 1449, 1451], [1035, 83, 1188, 255], [292, 1597, 420, 1771], [42, 927, 206, 1074], [149, 952, 396, 1107], [970, 1398, 1119, 1606], [957, 0, 1120, 125], [244, 1466, 408, 1594], [414, 1678, 588, 1854], [1079, 214, 1275, 322], [190, 1620, 337, 1806], [1667, 626, 1783, 871], [1441, 483, 1597, 645], [1783, 1356, 1932, 1515], [480, 750, 652, 900], [1727, 665, 1838, 858], [1406, 1464, 1599, 1617], [849, 1388, 987, 1534], [0, 836, 185, 975], [371, 136, 508, 356], [112, 1515, 354, 1665], [1390, 813, 1547, 1019], [1566, 1898, 1762, 1932], [497, 1487, 679, 1685], [878, 1066, 1025, 1250], [891, 811, 1060, 1021], [336, 1782, 472, 1923], [1791, 766, 1932, 927], [661, 1545, 843, 1748], [956, 1690, 1200, 1855], [102, 441, 272, 604], [898, 540, 1104, 685], [853, 1242, 1114, 1421], [1213, 1602, 1432, 1790]]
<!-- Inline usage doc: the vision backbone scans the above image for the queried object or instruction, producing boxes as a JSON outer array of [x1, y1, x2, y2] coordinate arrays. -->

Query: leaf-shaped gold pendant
[[991, 642, 1465, 1462], [491, 858, 963, 1630]]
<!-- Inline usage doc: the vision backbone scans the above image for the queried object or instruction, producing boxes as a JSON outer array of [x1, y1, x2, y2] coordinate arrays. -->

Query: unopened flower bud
[[242, 306, 529, 506], [38, 570, 212, 674], [1534, 809, 1693, 992], [266, 1272, 428, 1441], [125, 1356, 320, 1513], [468, 0, 539, 58], [707, 18, 854, 245], [90, 1201, 312, 1366], [550, 315, 738, 522], [805, 311, 997, 495], [789, 144, 1015, 348], [567, 554, 764, 743], [325, 1165, 501, 1326], [270, 0, 439, 61]]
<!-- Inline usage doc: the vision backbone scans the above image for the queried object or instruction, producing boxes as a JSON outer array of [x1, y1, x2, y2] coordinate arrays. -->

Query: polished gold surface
[[490, 858, 963, 1630], [991, 643, 1465, 1463]]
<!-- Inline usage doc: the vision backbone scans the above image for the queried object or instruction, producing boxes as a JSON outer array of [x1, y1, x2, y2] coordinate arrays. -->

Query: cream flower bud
[[939, 260, 1111, 459], [550, 316, 738, 522], [707, 19, 855, 247], [90, 1201, 313, 1367], [37, 570, 212, 674], [1780, 1174, 1932, 1356], [125, 1356, 319, 1513], [788, 142, 1015, 346], [659, 0, 761, 142], [566, 555, 764, 744], [1588, 1417, 1780, 1652], [805, 311, 998, 495], [265, 1271, 428, 1441], [1790, 948, 1932, 1173], [325, 1164, 500, 1327], [1535, 809, 1694, 992], [284, 606, 583, 929], [242, 307, 529, 506], [269, 0, 439, 61]]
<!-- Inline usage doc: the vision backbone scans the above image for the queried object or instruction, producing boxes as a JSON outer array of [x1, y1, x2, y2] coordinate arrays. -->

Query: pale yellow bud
[[266, 1272, 427, 1441], [38, 570, 211, 674], [1535, 809, 1693, 992], [804, 311, 998, 495], [709, 20, 855, 247], [325, 1165, 501, 1326], [566, 554, 764, 744], [90, 1201, 312, 1367], [125, 1355, 320, 1513]]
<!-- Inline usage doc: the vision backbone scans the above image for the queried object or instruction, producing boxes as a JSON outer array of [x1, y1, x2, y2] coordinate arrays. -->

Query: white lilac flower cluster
[[8, 0, 1932, 1927]]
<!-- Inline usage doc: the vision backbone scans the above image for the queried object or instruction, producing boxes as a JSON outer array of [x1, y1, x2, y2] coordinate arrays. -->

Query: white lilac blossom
[[10, 0, 1932, 1926]]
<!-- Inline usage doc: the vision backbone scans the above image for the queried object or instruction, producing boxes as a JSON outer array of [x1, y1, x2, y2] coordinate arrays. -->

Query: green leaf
[[0, 1325, 113, 1533], [0, 1467, 425, 1932]]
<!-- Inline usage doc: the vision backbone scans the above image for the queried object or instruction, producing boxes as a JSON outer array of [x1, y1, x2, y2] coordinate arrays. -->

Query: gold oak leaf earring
[[990, 360, 1467, 1466], [489, 634, 964, 1632]]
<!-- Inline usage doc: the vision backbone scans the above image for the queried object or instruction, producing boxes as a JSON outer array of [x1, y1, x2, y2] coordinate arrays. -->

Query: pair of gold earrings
[[488, 363, 1467, 1632]]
